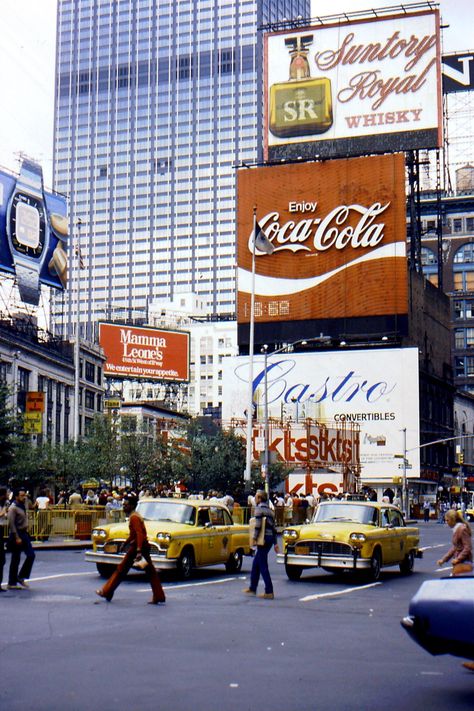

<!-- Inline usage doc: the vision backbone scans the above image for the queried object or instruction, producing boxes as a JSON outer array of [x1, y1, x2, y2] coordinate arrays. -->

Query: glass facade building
[[52, 0, 310, 339]]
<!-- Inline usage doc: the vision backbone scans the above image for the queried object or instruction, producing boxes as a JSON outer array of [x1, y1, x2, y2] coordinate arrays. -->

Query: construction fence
[[4, 505, 313, 542]]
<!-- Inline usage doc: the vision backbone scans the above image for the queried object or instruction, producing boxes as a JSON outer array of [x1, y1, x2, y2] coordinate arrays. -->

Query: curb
[[32, 540, 92, 550]]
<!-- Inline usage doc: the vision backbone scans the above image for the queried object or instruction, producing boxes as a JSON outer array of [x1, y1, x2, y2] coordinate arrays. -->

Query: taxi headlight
[[157, 532, 171, 543], [283, 529, 299, 540], [350, 533, 366, 543], [92, 529, 107, 539]]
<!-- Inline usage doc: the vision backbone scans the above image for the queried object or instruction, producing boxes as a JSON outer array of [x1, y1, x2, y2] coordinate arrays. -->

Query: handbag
[[133, 556, 149, 570], [452, 561, 473, 576], [249, 516, 266, 546]]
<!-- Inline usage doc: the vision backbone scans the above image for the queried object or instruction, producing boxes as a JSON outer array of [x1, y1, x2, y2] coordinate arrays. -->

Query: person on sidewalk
[[96, 493, 165, 605], [243, 489, 279, 599], [7, 487, 35, 590], [0, 487, 9, 591]]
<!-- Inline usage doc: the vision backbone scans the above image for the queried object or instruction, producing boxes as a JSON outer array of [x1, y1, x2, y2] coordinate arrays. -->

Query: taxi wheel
[[225, 549, 243, 573], [399, 550, 415, 575], [285, 564, 303, 581], [96, 563, 115, 579], [368, 549, 381, 581], [177, 547, 195, 580]]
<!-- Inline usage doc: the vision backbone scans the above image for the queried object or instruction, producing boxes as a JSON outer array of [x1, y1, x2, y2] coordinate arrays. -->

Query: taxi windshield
[[313, 503, 378, 526], [136, 501, 196, 525]]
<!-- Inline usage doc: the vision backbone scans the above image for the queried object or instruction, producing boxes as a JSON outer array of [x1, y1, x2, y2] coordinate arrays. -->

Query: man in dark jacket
[[7, 487, 35, 589], [243, 490, 279, 599]]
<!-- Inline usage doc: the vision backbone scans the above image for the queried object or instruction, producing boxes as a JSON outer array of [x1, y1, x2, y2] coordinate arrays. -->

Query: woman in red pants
[[96, 493, 165, 604]]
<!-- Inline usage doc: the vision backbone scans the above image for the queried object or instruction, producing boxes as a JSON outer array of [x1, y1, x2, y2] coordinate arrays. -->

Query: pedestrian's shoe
[[258, 592, 274, 599], [95, 589, 112, 602], [462, 661, 474, 671], [148, 599, 166, 605], [7, 584, 23, 590], [242, 588, 256, 595], [18, 579, 29, 589], [0, 586, 5, 592]]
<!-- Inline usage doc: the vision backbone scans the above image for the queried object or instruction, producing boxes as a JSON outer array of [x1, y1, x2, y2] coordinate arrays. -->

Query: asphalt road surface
[[1, 523, 473, 711]]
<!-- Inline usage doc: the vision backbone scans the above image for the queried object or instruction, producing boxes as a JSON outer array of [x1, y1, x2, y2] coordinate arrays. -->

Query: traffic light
[[459, 452, 464, 464]]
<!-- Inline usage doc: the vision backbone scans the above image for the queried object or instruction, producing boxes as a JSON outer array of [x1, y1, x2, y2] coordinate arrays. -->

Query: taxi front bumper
[[85, 550, 178, 570], [276, 551, 370, 570]]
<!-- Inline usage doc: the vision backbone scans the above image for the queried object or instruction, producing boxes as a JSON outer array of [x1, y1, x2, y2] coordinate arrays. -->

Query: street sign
[[255, 436, 265, 452], [398, 463, 413, 469], [23, 411, 42, 434], [104, 398, 121, 410], [26, 392, 45, 413]]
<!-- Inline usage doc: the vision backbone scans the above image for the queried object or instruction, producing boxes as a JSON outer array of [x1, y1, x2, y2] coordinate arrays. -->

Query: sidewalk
[[32, 538, 92, 550]]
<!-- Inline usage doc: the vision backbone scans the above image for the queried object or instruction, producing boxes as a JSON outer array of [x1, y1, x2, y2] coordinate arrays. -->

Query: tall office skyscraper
[[52, 0, 310, 339]]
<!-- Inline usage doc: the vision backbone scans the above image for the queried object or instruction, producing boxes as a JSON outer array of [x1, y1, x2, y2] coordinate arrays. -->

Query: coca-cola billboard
[[265, 8, 441, 160], [237, 153, 407, 325]]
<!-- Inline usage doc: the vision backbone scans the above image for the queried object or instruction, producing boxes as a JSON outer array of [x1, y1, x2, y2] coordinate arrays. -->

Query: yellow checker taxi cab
[[85, 498, 251, 579], [277, 500, 421, 582]]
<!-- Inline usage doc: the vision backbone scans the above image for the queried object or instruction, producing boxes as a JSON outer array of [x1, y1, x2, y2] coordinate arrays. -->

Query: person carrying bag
[[437, 508, 473, 576], [243, 490, 279, 599]]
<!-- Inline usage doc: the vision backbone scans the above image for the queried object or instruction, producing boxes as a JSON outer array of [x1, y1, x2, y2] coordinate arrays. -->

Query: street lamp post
[[260, 339, 309, 495], [261, 345, 270, 494], [73, 218, 82, 442], [244, 208, 257, 483]]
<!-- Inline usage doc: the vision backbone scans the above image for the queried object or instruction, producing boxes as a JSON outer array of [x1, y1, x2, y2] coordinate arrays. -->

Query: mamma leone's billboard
[[265, 8, 441, 160], [222, 348, 420, 482], [99, 323, 190, 382], [237, 153, 407, 325]]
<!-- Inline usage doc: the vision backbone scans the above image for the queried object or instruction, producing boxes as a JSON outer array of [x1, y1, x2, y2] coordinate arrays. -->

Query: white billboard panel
[[222, 348, 420, 481], [265, 9, 441, 160]]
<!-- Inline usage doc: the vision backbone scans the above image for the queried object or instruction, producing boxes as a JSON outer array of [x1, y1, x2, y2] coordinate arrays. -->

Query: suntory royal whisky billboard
[[237, 153, 407, 326], [264, 9, 441, 161]]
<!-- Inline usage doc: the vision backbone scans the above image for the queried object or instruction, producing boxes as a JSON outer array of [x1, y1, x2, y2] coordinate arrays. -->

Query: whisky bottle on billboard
[[269, 35, 333, 138]]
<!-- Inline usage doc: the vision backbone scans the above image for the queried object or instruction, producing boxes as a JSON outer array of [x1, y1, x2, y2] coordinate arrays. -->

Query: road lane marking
[[139, 576, 246, 592], [300, 582, 382, 602], [28, 572, 98, 582], [419, 544, 445, 551]]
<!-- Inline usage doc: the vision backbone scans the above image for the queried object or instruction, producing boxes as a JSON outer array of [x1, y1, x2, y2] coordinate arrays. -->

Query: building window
[[454, 271, 474, 291], [454, 243, 474, 263], [85, 361, 95, 383], [453, 218, 463, 233], [420, 247, 437, 265], [466, 217, 474, 232], [455, 356, 474, 377], [84, 389, 95, 410]]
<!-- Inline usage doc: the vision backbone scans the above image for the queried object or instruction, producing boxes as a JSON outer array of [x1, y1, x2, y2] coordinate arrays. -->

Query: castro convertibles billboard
[[237, 153, 407, 325], [265, 8, 441, 160], [222, 347, 420, 481], [99, 323, 190, 382]]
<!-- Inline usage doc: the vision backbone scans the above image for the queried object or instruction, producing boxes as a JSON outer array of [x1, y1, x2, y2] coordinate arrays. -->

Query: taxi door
[[205, 506, 232, 564], [379, 507, 397, 564], [387, 508, 407, 564]]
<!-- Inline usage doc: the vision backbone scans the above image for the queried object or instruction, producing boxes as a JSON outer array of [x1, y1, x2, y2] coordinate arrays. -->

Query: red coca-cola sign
[[237, 153, 407, 324]]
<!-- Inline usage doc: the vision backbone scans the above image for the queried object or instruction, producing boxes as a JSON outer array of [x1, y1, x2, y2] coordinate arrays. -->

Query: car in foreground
[[401, 577, 474, 660], [85, 498, 251, 579], [277, 500, 421, 582]]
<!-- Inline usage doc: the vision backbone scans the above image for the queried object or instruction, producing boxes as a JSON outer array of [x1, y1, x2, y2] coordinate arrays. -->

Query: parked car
[[277, 500, 421, 582], [85, 498, 251, 579], [401, 577, 474, 660]]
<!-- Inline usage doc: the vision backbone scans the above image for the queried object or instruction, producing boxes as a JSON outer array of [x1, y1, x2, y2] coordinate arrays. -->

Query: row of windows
[[58, 46, 255, 97], [422, 243, 474, 266], [421, 216, 474, 235]]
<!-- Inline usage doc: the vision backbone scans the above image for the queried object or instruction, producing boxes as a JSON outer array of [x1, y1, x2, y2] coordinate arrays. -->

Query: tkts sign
[[237, 153, 407, 324]]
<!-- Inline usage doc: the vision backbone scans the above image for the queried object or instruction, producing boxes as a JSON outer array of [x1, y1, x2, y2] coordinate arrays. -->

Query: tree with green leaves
[[0, 381, 16, 484]]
